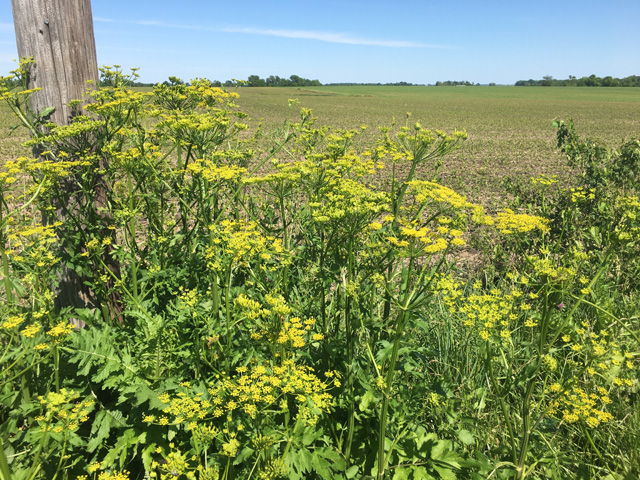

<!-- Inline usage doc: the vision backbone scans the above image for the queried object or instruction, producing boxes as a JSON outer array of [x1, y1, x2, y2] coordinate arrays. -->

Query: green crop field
[[234, 86, 640, 203]]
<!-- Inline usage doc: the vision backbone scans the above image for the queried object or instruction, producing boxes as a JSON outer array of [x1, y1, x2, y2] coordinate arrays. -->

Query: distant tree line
[[515, 74, 640, 87], [324, 81, 418, 86], [245, 74, 322, 87], [435, 80, 475, 86], [98, 75, 322, 88]]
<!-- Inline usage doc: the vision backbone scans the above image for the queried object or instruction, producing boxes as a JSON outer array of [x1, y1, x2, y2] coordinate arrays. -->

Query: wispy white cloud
[[221, 27, 441, 48], [0, 22, 15, 32], [93, 17, 446, 48]]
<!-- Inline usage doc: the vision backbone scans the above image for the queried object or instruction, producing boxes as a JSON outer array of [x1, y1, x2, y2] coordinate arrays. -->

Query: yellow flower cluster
[[456, 289, 519, 343], [404, 181, 493, 232], [1, 314, 24, 330], [257, 457, 287, 479], [235, 294, 270, 320], [106, 143, 163, 171], [235, 293, 323, 353], [2, 313, 74, 348], [0, 156, 21, 186], [47, 320, 75, 343], [242, 161, 302, 186], [550, 386, 614, 428], [21, 322, 41, 338], [408, 180, 476, 211], [570, 187, 596, 203], [435, 275, 464, 313], [85, 88, 151, 118], [616, 195, 640, 243], [97, 471, 131, 480], [151, 446, 194, 480], [276, 317, 319, 348], [9, 155, 92, 178], [4, 222, 60, 278], [563, 322, 636, 386], [387, 218, 468, 256], [156, 390, 211, 425], [25, 118, 106, 147], [310, 177, 389, 224], [530, 174, 558, 186], [187, 160, 246, 183], [542, 320, 636, 428], [35, 388, 94, 433], [494, 209, 550, 235], [206, 219, 283, 270], [217, 359, 335, 425], [155, 359, 336, 430], [526, 255, 577, 284]]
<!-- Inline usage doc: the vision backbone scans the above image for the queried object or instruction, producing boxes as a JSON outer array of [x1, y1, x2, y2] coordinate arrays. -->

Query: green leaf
[[39, 106, 55, 118], [345, 465, 360, 479], [234, 446, 255, 465], [430, 439, 449, 460], [432, 464, 457, 480], [359, 389, 375, 411], [457, 429, 474, 446], [413, 466, 437, 480], [392, 467, 410, 480]]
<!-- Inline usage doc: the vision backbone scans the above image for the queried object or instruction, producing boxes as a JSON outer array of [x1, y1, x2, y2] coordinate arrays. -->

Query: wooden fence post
[[11, 0, 100, 125]]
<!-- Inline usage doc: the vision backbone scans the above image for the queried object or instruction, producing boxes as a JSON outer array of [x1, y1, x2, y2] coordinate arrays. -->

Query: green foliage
[[0, 61, 638, 480], [515, 74, 640, 87]]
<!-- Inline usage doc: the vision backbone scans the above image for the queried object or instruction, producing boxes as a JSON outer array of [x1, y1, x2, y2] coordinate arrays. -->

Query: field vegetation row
[[1, 64, 639, 479]]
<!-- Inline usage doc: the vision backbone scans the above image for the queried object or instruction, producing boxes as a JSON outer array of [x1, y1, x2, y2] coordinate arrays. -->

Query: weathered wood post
[[11, 0, 122, 322], [11, 0, 100, 125]]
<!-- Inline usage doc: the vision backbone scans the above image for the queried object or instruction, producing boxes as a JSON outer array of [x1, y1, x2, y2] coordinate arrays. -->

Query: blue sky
[[2, 0, 639, 84]]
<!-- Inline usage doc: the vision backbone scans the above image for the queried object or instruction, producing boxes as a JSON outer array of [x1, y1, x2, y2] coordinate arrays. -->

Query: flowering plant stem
[[376, 256, 414, 480]]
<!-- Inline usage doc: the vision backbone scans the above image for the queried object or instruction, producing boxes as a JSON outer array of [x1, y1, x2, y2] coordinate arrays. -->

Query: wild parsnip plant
[[1, 60, 638, 480]]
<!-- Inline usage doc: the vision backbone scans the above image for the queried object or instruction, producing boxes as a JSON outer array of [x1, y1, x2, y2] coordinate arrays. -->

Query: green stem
[[24, 420, 51, 480], [0, 434, 12, 480], [516, 380, 537, 478], [279, 194, 290, 295], [343, 239, 355, 464], [212, 273, 220, 329], [54, 344, 60, 393], [127, 172, 138, 303], [224, 265, 234, 373], [486, 344, 518, 465], [584, 426, 603, 463], [377, 308, 408, 480], [377, 257, 415, 480], [222, 456, 231, 480], [50, 433, 68, 480]]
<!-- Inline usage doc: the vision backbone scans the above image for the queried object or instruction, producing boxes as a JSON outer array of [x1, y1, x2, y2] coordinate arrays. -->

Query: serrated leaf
[[432, 464, 457, 480], [142, 443, 157, 472], [311, 451, 331, 477], [413, 466, 437, 480], [392, 467, 410, 480], [431, 439, 448, 460]]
